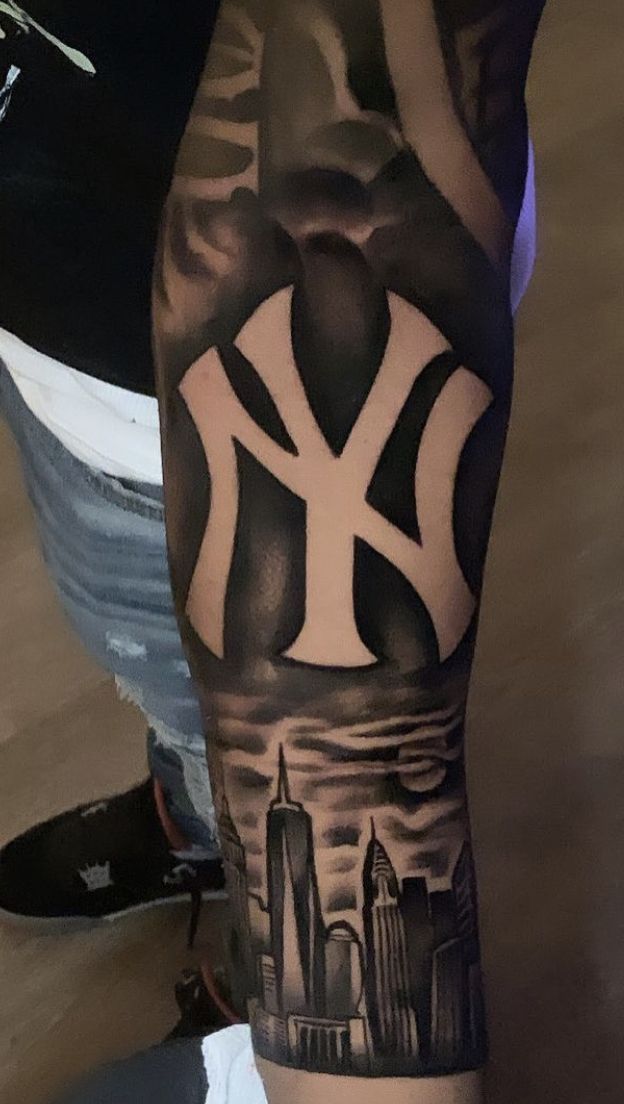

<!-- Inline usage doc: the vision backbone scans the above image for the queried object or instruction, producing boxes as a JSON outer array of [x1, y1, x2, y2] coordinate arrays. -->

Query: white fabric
[[0, 326, 163, 483], [1, 149, 536, 485], [202, 1026, 267, 1104]]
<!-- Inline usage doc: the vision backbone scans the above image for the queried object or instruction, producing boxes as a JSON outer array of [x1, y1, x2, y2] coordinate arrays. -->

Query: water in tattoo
[[154, 0, 545, 1082]]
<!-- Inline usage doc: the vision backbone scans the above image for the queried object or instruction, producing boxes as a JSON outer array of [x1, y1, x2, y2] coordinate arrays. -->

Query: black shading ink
[[154, 0, 547, 1084], [222, 747, 486, 1076]]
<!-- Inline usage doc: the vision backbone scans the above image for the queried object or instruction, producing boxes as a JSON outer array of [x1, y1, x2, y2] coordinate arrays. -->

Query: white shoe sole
[[0, 888, 228, 934]]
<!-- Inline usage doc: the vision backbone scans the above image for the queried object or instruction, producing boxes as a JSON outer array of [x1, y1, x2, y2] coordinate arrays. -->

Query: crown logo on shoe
[[78, 861, 114, 892]]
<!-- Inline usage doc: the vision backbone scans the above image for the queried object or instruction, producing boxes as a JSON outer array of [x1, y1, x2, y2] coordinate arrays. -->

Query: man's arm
[[153, 2, 544, 1100]]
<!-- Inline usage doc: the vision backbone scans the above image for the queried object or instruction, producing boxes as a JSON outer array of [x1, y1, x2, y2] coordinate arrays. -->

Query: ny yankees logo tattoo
[[181, 288, 492, 668], [155, 0, 545, 1085]]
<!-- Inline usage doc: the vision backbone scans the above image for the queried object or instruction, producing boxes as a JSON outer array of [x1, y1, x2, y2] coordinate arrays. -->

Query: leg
[[0, 362, 224, 925]]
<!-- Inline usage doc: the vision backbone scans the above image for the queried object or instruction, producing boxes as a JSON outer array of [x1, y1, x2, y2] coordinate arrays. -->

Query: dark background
[[0, 1, 219, 393]]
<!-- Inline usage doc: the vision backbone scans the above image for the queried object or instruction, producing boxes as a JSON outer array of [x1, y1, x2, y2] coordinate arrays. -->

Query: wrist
[[256, 1057, 484, 1104]]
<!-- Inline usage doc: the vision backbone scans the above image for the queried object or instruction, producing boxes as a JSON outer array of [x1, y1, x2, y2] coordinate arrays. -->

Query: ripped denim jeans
[[0, 362, 218, 852]]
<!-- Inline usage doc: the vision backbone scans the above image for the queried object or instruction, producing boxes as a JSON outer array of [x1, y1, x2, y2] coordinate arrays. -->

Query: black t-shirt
[[0, 2, 219, 395]]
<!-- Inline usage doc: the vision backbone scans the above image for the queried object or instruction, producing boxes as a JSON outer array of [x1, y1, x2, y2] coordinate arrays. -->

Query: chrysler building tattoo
[[154, 0, 544, 1081]]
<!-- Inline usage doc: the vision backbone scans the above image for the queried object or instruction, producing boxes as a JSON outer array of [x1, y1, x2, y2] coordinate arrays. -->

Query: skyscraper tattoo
[[154, 0, 545, 1080]]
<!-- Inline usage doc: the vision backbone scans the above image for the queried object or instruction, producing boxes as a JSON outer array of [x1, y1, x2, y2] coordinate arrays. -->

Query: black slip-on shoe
[[53, 1038, 209, 1104], [0, 779, 225, 932]]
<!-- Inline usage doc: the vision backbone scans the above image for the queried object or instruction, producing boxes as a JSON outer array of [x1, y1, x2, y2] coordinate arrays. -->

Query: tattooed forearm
[[153, 0, 544, 1089]]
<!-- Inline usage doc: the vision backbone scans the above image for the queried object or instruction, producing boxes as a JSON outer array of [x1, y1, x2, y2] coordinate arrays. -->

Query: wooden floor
[[1, 1, 623, 1101]]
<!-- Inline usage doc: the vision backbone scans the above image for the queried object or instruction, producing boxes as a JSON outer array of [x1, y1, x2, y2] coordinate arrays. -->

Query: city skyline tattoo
[[221, 744, 485, 1076], [154, 0, 545, 1083]]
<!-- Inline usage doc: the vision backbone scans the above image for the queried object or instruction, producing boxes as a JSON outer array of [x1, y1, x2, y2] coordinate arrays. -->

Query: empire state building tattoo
[[155, 0, 545, 1083]]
